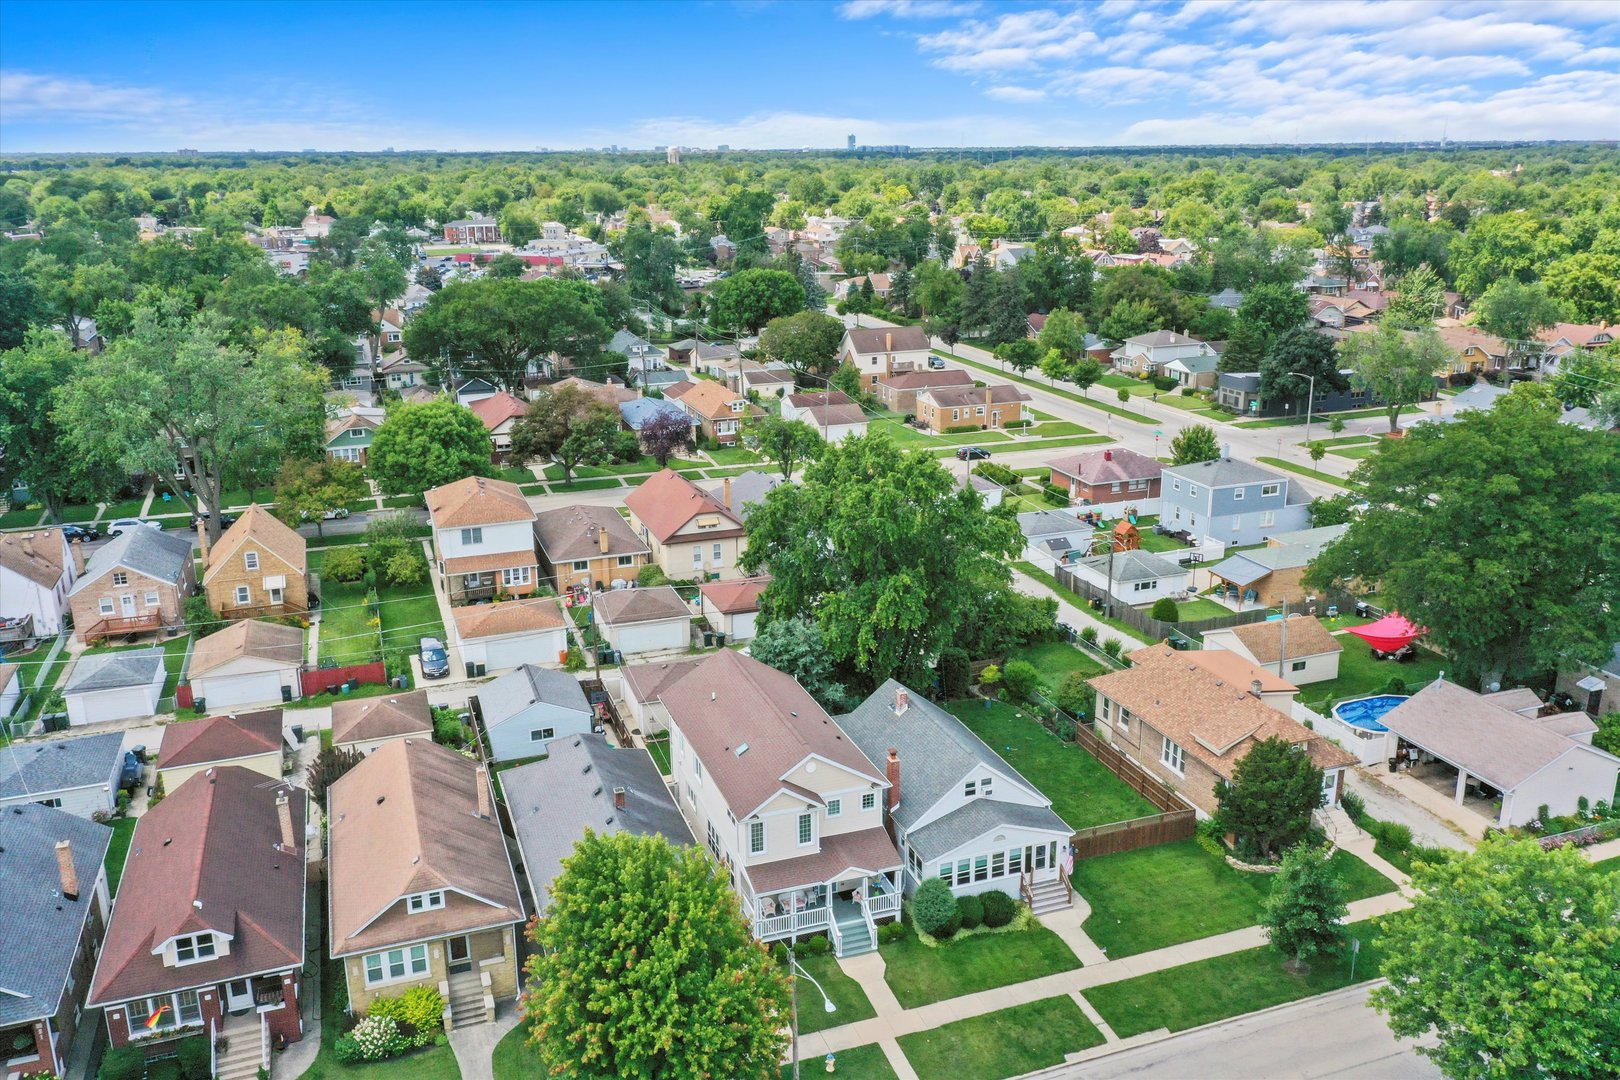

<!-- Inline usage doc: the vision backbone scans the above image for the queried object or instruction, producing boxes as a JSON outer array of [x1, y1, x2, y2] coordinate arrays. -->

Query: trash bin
[[703, 630, 715, 647], [715, 632, 727, 647]]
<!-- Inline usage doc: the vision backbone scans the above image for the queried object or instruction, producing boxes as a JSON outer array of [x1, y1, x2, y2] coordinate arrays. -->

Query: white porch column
[[1454, 767, 1469, 805]]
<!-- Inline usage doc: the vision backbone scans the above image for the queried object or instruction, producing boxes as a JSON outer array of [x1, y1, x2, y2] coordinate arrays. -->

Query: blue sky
[[2, 0, 1617, 152]]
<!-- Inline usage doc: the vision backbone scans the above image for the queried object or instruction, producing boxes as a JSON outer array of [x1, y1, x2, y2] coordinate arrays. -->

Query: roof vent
[[734, 743, 749, 757], [163, 838, 173, 846], [592, 786, 603, 798], [582, 763, 593, 774], [376, 795, 386, 805], [711, 691, 717, 701], [194, 899, 203, 910]]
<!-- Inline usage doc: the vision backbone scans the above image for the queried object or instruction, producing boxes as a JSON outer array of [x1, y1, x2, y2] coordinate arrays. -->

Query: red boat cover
[[1347, 613, 1426, 652]]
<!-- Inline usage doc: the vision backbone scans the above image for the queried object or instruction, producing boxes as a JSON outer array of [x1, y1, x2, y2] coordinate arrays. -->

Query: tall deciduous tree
[[1305, 387, 1620, 687], [1258, 327, 1349, 406], [1384, 263, 1447, 329], [994, 337, 1039, 378], [404, 278, 612, 392], [611, 225, 686, 314], [0, 330, 121, 521], [367, 397, 494, 496], [750, 414, 824, 481], [1541, 251, 1620, 324], [1097, 297, 1160, 344], [1340, 321, 1448, 432], [524, 831, 790, 1080], [708, 269, 805, 331], [1214, 736, 1324, 860], [739, 434, 1023, 690], [1036, 307, 1088, 360], [1262, 845, 1349, 973], [1474, 278, 1564, 365], [1069, 356, 1103, 397], [1169, 424, 1220, 465], [510, 383, 619, 484], [748, 615, 853, 711], [1371, 839, 1620, 1080], [272, 458, 368, 538], [637, 409, 696, 467], [757, 310, 844, 373]]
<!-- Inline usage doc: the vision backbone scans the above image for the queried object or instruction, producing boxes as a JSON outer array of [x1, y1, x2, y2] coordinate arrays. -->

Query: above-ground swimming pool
[[1332, 694, 1410, 733]]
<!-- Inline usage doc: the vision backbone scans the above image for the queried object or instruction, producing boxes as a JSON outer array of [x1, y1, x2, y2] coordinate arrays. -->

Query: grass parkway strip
[[936, 350, 1157, 424]]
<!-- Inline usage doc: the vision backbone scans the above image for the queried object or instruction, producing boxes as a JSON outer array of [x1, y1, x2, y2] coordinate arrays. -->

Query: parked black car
[[190, 511, 239, 530], [60, 524, 100, 543], [956, 446, 992, 461]]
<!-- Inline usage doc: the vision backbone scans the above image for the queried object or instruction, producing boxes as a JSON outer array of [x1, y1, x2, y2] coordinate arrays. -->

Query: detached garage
[[187, 620, 304, 710], [593, 587, 691, 658], [477, 665, 596, 762], [698, 577, 768, 643], [451, 597, 569, 675], [63, 648, 166, 727]]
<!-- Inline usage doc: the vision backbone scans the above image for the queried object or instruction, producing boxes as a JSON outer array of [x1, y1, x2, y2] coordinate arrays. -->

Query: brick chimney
[[196, 520, 210, 562], [475, 766, 491, 819], [71, 537, 86, 576], [723, 477, 732, 510], [613, 786, 627, 810], [885, 331, 893, 353], [55, 840, 79, 901], [885, 749, 901, 812], [599, 526, 610, 555], [276, 792, 295, 851], [1103, 449, 1112, 461]]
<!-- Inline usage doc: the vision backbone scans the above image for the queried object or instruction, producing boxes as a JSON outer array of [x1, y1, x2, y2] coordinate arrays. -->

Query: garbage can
[[703, 630, 715, 647], [715, 632, 727, 647]]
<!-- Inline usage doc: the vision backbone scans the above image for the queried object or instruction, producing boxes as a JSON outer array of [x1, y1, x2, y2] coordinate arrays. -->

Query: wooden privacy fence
[[1067, 721, 1197, 859], [1071, 722, 1182, 812]]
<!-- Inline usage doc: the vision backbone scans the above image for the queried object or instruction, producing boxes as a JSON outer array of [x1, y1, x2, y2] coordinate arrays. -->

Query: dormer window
[[174, 933, 217, 965], [244, 551, 259, 571], [406, 891, 445, 913]]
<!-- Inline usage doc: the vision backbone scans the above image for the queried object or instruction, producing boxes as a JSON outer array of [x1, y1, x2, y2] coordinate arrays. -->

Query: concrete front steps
[[215, 1034, 265, 1080], [835, 917, 875, 958], [1028, 877, 1073, 917], [447, 974, 488, 1029]]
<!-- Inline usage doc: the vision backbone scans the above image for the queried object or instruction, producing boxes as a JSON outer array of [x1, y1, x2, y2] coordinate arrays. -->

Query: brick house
[[1045, 447, 1162, 506], [533, 504, 649, 593], [874, 369, 973, 414], [442, 216, 503, 245], [914, 384, 1030, 434], [624, 469, 747, 582], [66, 528, 195, 644], [671, 380, 761, 446], [426, 477, 540, 604], [202, 505, 309, 619], [837, 326, 931, 386]]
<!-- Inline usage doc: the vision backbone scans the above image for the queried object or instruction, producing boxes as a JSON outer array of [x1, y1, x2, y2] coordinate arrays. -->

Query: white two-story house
[[1159, 454, 1312, 548], [660, 650, 902, 957], [425, 477, 540, 604], [839, 682, 1075, 915], [1111, 330, 1217, 377], [0, 527, 78, 639]]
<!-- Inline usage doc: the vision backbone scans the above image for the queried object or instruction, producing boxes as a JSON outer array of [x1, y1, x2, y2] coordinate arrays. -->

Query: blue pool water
[[1332, 694, 1410, 732]]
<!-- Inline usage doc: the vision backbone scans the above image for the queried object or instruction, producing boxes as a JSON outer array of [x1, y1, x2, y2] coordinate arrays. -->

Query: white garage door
[[69, 688, 156, 726], [484, 633, 559, 671], [730, 611, 758, 641], [615, 620, 686, 655], [202, 672, 285, 709]]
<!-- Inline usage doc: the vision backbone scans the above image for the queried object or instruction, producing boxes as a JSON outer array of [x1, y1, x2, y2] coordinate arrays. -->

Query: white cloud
[[984, 85, 1049, 102], [919, 8, 1097, 71], [0, 71, 183, 122], [838, 0, 979, 19]]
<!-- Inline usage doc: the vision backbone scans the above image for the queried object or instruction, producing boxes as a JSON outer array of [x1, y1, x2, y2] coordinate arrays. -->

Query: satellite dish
[[1487, 680, 1501, 693]]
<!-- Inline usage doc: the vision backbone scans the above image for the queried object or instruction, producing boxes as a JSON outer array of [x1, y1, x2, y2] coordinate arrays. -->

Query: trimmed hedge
[[914, 877, 961, 939], [957, 893, 984, 930], [981, 889, 1017, 928]]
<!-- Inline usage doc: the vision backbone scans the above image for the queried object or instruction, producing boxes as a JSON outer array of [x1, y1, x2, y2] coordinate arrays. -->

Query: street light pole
[[1284, 371, 1316, 446], [789, 937, 837, 1080]]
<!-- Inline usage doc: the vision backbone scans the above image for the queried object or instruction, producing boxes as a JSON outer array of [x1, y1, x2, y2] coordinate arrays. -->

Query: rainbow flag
[[145, 1004, 171, 1031]]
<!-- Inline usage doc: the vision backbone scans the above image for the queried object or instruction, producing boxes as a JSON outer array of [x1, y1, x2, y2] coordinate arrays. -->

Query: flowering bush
[[345, 1015, 409, 1061], [367, 986, 445, 1047]]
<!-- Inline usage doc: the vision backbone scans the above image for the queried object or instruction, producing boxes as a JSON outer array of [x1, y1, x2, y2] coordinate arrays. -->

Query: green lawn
[[882, 924, 1081, 1009], [0, 505, 45, 528], [938, 351, 1155, 424], [1297, 634, 1446, 710], [58, 503, 100, 523], [898, 995, 1104, 1080], [706, 446, 764, 466], [550, 477, 627, 492], [1028, 421, 1090, 436], [1136, 529, 1191, 553], [950, 700, 1155, 829], [1329, 445, 1380, 460], [315, 577, 376, 666], [868, 417, 1013, 448], [100, 497, 148, 520], [781, 1043, 899, 1080], [1085, 923, 1387, 1039], [790, 951, 876, 1034], [105, 816, 139, 897], [541, 456, 704, 480], [492, 1023, 534, 1080], [644, 736, 672, 775], [1006, 640, 1108, 691], [1333, 849, 1401, 901], [1152, 596, 1230, 621], [1236, 406, 1416, 429], [1592, 856, 1620, 874], [83, 634, 191, 697], [378, 574, 444, 658], [1316, 435, 1380, 448]]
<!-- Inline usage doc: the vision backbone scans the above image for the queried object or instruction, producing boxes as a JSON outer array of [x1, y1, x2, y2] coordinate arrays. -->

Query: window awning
[[262, 575, 287, 590]]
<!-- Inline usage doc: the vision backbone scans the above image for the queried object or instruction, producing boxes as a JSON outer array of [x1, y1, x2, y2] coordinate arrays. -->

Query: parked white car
[[105, 518, 163, 537]]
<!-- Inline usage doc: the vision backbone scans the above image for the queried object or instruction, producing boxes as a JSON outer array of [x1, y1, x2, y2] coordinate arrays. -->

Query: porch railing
[[754, 905, 831, 940], [827, 916, 843, 956], [865, 892, 902, 918], [1018, 871, 1033, 908], [1059, 865, 1073, 904], [208, 1019, 219, 1079]]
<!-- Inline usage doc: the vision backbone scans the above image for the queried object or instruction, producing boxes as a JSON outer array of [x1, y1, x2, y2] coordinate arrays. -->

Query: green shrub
[[956, 893, 984, 930], [800, 934, 831, 956], [382, 549, 427, 586], [1149, 596, 1179, 622], [97, 1044, 145, 1080], [174, 1034, 210, 1080], [913, 877, 961, 939], [562, 646, 585, 672], [1339, 789, 1367, 825], [980, 889, 1017, 928], [943, 424, 981, 434], [361, 567, 378, 592], [1180, 387, 1197, 396], [878, 920, 910, 944], [978, 663, 1001, 691], [333, 1034, 366, 1065], [972, 462, 1021, 487], [1101, 637, 1125, 658], [1051, 670, 1094, 720], [1079, 625, 1099, 644], [323, 546, 366, 582], [637, 564, 670, 587], [999, 659, 1041, 703], [432, 706, 469, 748], [369, 986, 446, 1046], [1151, 374, 1178, 392]]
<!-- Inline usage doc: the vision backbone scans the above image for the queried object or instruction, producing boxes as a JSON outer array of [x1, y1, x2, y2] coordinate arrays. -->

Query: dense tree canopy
[[366, 397, 493, 496], [404, 278, 613, 392]]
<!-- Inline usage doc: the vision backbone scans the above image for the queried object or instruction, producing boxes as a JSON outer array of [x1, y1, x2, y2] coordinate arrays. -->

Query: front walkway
[[448, 1000, 522, 1080]]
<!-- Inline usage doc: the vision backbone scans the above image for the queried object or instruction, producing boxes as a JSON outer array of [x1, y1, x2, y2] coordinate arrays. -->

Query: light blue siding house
[[1159, 455, 1311, 547], [476, 664, 596, 762]]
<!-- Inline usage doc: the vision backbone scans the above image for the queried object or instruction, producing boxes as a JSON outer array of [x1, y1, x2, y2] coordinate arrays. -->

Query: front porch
[[744, 869, 903, 958]]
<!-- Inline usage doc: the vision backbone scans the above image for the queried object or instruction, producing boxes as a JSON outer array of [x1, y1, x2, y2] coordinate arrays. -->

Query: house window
[[1110, 482, 1121, 493], [529, 727, 555, 742], [1290, 660, 1308, 673], [749, 821, 765, 855], [174, 933, 217, 965], [861, 793, 875, 811], [797, 813, 813, 846], [616, 555, 634, 567], [406, 891, 445, 913], [144, 592, 159, 607], [952, 408, 960, 422], [1261, 511, 1275, 527], [364, 944, 429, 986], [1171, 480, 1181, 492], [706, 822, 720, 858], [974, 855, 989, 881], [1161, 736, 1187, 776], [501, 566, 531, 587], [1188, 484, 1199, 498], [177, 989, 202, 1026], [99, 598, 114, 615], [1232, 488, 1243, 501], [112, 572, 128, 586], [938, 863, 952, 881], [234, 585, 251, 606], [693, 547, 703, 567], [992, 851, 1005, 877], [1008, 848, 1023, 875], [244, 551, 259, 571], [981, 776, 993, 796], [827, 798, 842, 817], [976, 405, 985, 416], [964, 779, 976, 797], [712, 543, 722, 563], [956, 859, 971, 886], [349, 429, 365, 439], [1261, 484, 1280, 497], [460, 528, 483, 545], [1134, 580, 1153, 592], [37, 797, 63, 808]]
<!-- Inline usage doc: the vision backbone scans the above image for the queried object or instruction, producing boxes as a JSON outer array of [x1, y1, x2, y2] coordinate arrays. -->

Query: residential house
[[504, 735, 694, 912], [618, 397, 698, 451], [426, 477, 540, 604], [0, 527, 78, 639], [874, 369, 973, 415], [0, 805, 111, 1078], [1017, 509, 1095, 568], [1071, 549, 1191, 607], [838, 683, 1073, 911], [185, 621, 304, 711], [326, 739, 523, 1024], [781, 391, 868, 441], [1089, 644, 1356, 817], [958, 473, 1004, 509], [1308, 295, 1378, 330], [666, 340, 740, 367], [1209, 288, 1244, 310], [331, 691, 432, 756], [661, 649, 902, 956], [698, 577, 768, 642], [834, 274, 892, 301], [1202, 523, 1348, 608], [618, 656, 702, 738], [1537, 322, 1615, 371], [837, 326, 931, 386], [468, 392, 529, 463], [1375, 679, 1620, 829], [0, 731, 124, 818], [475, 664, 595, 762], [66, 528, 195, 644], [157, 709, 285, 792], [454, 378, 499, 408], [624, 469, 747, 581], [914, 384, 1031, 433], [1026, 313, 1047, 337], [672, 380, 760, 446], [62, 649, 166, 727], [704, 472, 782, 523], [1215, 371, 1378, 419], [592, 586, 692, 656], [1161, 350, 1220, 389], [1434, 325, 1511, 377], [301, 208, 335, 237], [1556, 642, 1620, 720], [1203, 615, 1344, 686], [1111, 330, 1217, 376], [534, 504, 648, 592], [442, 216, 503, 245], [375, 310, 405, 350], [1411, 378, 1606, 432], [1046, 448, 1161, 509], [607, 329, 669, 380], [202, 505, 309, 619], [549, 376, 638, 409], [741, 367, 797, 399], [324, 406, 384, 465], [87, 769, 307, 1051], [1159, 455, 1311, 547], [377, 353, 426, 391]]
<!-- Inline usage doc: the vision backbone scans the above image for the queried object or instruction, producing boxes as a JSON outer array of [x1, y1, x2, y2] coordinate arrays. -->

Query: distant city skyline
[[1, 0, 1617, 153]]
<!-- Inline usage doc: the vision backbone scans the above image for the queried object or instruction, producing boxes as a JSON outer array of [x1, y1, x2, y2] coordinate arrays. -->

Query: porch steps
[[1027, 878, 1073, 917], [447, 975, 487, 1030], [834, 918, 875, 958], [215, 1036, 264, 1080]]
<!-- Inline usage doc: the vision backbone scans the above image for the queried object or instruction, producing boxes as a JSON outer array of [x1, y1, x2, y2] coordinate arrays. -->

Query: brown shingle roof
[[623, 469, 742, 543], [426, 476, 534, 529], [551, 377, 638, 406], [878, 370, 973, 391], [1183, 651, 1297, 694], [188, 620, 304, 678], [88, 768, 306, 1006], [677, 379, 756, 421], [204, 504, 306, 583], [0, 529, 68, 588], [449, 597, 567, 640], [533, 504, 648, 562], [845, 325, 929, 354], [620, 655, 705, 704], [920, 384, 1031, 408], [158, 710, 284, 769], [467, 391, 528, 430], [442, 550, 538, 574], [747, 827, 902, 893], [1045, 447, 1162, 485], [1224, 617, 1344, 664], [331, 690, 432, 747], [698, 577, 769, 615], [327, 739, 523, 956], [787, 390, 855, 409], [594, 585, 690, 626]]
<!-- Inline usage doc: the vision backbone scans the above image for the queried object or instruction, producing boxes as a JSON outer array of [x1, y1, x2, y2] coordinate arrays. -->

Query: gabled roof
[[1220, 616, 1344, 664], [660, 650, 884, 819], [68, 528, 193, 597], [1045, 447, 1161, 485], [620, 655, 705, 704], [0, 528, 69, 588], [64, 648, 165, 694], [504, 734, 694, 911], [450, 596, 568, 642], [468, 391, 529, 430], [0, 805, 111, 1026], [676, 379, 754, 420], [698, 576, 769, 615], [919, 384, 1031, 408], [204, 504, 306, 582], [158, 709, 284, 769], [426, 476, 534, 529], [1162, 456, 1292, 489], [845, 325, 929, 354], [618, 396, 692, 431], [331, 690, 432, 747], [88, 768, 306, 1006], [788, 390, 855, 409], [705, 470, 782, 520], [1182, 650, 1297, 694], [1074, 548, 1187, 582], [624, 469, 742, 543], [188, 620, 304, 677], [878, 370, 974, 391], [1121, 329, 1205, 348], [478, 664, 591, 726], [801, 402, 869, 428], [534, 504, 648, 562], [593, 585, 690, 626], [0, 731, 123, 799], [328, 740, 523, 956]]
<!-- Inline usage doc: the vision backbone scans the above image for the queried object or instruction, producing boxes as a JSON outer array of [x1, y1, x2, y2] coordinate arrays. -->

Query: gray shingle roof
[[837, 681, 1069, 857], [503, 734, 693, 911], [907, 798, 1071, 862], [0, 804, 112, 1025], [64, 648, 165, 694], [68, 527, 193, 596], [705, 471, 783, 521], [1162, 456, 1292, 488], [1074, 549, 1187, 582], [478, 664, 591, 727], [0, 731, 124, 800], [1019, 509, 1091, 541]]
